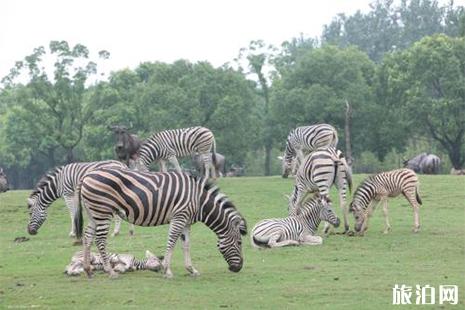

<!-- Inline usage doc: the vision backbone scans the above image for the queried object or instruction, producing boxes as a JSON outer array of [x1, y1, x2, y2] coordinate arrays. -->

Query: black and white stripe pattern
[[251, 196, 340, 248], [289, 147, 352, 233], [26, 160, 133, 238], [136, 126, 217, 179], [64, 250, 161, 276], [349, 168, 422, 235], [75, 168, 247, 278], [281, 124, 338, 178]]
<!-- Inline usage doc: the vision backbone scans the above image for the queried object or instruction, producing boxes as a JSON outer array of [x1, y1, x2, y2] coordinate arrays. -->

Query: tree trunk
[[66, 148, 75, 163], [264, 143, 272, 176], [344, 100, 353, 168]]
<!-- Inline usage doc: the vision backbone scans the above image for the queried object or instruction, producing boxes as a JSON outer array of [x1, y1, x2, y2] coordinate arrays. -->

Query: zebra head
[[27, 195, 48, 235], [349, 201, 368, 234], [216, 207, 247, 273], [317, 198, 340, 227]]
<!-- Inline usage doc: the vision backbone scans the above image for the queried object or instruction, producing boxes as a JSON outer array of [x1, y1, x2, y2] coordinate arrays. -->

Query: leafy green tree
[[380, 34, 465, 168], [1, 41, 110, 164]]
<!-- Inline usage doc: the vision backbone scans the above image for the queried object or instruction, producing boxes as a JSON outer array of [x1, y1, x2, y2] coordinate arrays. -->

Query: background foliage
[[1, 0, 464, 188]]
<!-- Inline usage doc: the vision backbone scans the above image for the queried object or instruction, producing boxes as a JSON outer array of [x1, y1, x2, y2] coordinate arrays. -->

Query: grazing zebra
[[65, 250, 162, 276], [135, 126, 217, 179], [349, 168, 422, 235], [251, 195, 340, 248], [289, 147, 352, 233], [280, 124, 338, 178], [26, 160, 135, 238], [74, 168, 247, 279]]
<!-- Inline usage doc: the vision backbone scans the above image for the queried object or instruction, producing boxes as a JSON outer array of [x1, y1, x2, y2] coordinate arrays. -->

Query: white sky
[[1, 0, 463, 79]]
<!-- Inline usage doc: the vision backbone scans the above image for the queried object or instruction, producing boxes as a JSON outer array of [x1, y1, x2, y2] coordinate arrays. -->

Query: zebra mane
[[353, 174, 376, 197], [30, 166, 62, 197]]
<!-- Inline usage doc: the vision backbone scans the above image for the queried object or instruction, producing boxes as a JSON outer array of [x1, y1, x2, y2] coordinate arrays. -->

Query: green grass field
[[1, 175, 464, 309]]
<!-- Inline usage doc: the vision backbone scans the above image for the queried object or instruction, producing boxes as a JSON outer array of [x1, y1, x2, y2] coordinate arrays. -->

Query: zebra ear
[[277, 156, 284, 161], [27, 198, 34, 206], [239, 218, 247, 236]]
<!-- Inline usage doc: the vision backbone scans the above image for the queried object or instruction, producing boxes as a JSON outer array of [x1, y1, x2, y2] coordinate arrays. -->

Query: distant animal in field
[[0, 167, 9, 193], [279, 124, 338, 178], [108, 125, 142, 166], [192, 153, 225, 177], [251, 195, 340, 248], [450, 168, 465, 175], [349, 168, 422, 235], [226, 164, 244, 177], [65, 250, 161, 276], [135, 126, 218, 179], [403, 153, 441, 174]]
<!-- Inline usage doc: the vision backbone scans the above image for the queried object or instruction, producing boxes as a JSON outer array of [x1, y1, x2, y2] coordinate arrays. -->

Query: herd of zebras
[[25, 124, 423, 278]]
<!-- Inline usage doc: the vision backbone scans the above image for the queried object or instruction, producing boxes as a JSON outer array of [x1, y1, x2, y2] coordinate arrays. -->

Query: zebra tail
[[415, 188, 422, 205], [74, 182, 84, 240]]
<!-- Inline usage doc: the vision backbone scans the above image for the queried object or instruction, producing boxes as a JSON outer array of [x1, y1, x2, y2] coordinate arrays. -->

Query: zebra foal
[[280, 124, 338, 178], [251, 196, 340, 248], [135, 126, 217, 179], [349, 168, 422, 235], [74, 168, 246, 278], [26, 160, 134, 238], [289, 147, 352, 233]]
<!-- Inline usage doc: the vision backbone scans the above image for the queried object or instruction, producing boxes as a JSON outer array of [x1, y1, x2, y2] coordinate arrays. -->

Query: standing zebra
[[26, 160, 134, 238], [135, 126, 217, 179], [280, 124, 338, 178], [289, 147, 352, 233], [251, 195, 340, 248], [349, 168, 422, 235], [72, 168, 246, 278]]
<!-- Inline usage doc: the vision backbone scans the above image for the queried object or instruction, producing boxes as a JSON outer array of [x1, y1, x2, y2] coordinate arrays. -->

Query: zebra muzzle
[[27, 225, 37, 235]]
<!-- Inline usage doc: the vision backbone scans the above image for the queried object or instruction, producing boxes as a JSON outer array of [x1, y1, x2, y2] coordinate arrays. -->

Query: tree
[[1, 41, 110, 164], [381, 34, 465, 168]]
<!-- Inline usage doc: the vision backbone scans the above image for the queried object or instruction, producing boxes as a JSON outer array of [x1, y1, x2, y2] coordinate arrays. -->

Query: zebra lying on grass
[[26, 160, 135, 238], [251, 195, 340, 248], [71, 168, 246, 279], [349, 168, 422, 235], [65, 250, 161, 276], [135, 126, 218, 179], [279, 124, 338, 178], [289, 147, 352, 233]]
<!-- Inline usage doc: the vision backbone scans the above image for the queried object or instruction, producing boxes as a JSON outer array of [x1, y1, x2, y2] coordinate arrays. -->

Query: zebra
[[26, 160, 135, 238], [65, 250, 162, 276], [289, 147, 352, 234], [0, 167, 9, 193], [251, 195, 340, 248], [73, 168, 247, 279], [349, 168, 422, 235], [279, 124, 338, 178], [135, 126, 218, 179]]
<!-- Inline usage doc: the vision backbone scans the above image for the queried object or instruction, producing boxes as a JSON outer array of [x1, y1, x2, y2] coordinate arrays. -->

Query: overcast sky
[[1, 0, 463, 79]]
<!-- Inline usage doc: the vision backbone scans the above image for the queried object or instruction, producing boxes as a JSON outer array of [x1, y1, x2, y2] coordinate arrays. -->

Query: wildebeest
[[192, 153, 225, 177], [0, 168, 9, 193], [108, 125, 142, 166], [403, 153, 441, 174]]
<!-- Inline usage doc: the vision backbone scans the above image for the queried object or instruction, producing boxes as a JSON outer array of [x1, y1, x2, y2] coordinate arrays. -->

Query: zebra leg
[[382, 199, 391, 234], [301, 234, 323, 245], [340, 185, 350, 234], [129, 224, 135, 236], [162, 218, 187, 279], [268, 235, 300, 248], [181, 227, 200, 276], [64, 195, 77, 237], [168, 156, 182, 173], [94, 218, 118, 278], [83, 222, 96, 278], [404, 190, 421, 233], [111, 216, 121, 237], [200, 153, 213, 179]]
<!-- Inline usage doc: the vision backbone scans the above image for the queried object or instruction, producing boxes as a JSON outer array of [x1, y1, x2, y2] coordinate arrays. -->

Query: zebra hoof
[[163, 271, 173, 279], [129, 231, 134, 236], [72, 239, 83, 246], [111, 232, 119, 237], [69, 232, 76, 238], [412, 227, 420, 233], [108, 271, 119, 279]]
